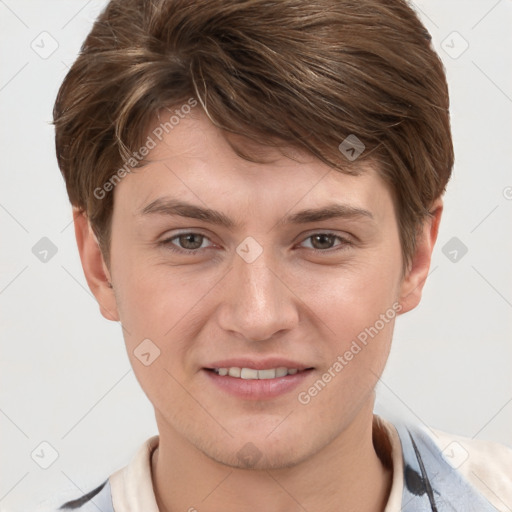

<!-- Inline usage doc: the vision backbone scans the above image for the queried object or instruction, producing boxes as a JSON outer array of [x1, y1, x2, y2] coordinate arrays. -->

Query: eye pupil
[[312, 234, 335, 250], [179, 233, 203, 249]]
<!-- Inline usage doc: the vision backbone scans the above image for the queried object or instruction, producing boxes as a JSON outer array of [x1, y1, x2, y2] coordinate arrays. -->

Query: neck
[[151, 408, 392, 512]]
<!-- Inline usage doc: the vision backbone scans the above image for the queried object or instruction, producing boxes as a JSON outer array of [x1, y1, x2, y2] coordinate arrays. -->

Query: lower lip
[[203, 368, 314, 400]]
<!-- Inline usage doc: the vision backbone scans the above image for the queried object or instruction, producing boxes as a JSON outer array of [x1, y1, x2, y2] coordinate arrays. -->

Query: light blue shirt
[[55, 420, 501, 511]]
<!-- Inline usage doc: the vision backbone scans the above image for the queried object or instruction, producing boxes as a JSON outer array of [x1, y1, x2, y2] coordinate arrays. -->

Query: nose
[[217, 251, 300, 342]]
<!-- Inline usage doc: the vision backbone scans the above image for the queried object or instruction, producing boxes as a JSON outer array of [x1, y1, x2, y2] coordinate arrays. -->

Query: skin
[[75, 108, 442, 512]]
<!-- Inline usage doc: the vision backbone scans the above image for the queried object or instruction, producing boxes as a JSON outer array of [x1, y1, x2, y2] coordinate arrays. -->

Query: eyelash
[[159, 231, 353, 255]]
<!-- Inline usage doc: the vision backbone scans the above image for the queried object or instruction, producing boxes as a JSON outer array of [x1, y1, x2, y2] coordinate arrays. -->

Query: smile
[[204, 367, 314, 400], [211, 367, 305, 379]]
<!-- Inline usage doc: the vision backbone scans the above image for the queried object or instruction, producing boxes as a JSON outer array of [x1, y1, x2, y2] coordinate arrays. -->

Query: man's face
[[107, 109, 407, 469]]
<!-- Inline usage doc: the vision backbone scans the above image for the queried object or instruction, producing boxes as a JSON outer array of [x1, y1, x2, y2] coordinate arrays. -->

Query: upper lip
[[205, 358, 313, 371]]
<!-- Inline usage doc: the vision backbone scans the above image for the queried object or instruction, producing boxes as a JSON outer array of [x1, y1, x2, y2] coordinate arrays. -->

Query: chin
[[195, 423, 321, 471], [209, 440, 311, 471]]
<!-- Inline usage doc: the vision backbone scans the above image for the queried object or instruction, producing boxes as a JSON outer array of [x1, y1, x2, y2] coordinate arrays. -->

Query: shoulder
[[33, 435, 158, 512], [34, 479, 113, 512], [392, 419, 512, 512], [428, 426, 512, 511]]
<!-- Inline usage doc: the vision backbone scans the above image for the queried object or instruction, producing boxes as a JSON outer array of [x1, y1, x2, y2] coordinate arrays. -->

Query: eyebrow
[[139, 198, 374, 228]]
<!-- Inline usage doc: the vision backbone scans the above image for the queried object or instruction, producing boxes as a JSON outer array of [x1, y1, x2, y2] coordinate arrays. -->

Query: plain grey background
[[1, 0, 511, 510]]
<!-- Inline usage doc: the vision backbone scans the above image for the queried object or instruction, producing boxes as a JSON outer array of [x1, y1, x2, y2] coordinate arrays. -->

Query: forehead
[[114, 109, 395, 224]]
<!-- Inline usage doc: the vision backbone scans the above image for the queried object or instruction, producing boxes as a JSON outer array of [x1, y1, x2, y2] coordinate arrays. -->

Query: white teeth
[[228, 367, 241, 378], [213, 367, 302, 379], [240, 368, 259, 379], [275, 367, 288, 377], [258, 369, 276, 379]]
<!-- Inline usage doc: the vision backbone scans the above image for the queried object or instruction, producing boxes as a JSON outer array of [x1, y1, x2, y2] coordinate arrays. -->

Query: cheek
[[294, 256, 400, 391], [299, 255, 401, 334], [113, 256, 222, 368], [295, 267, 399, 417]]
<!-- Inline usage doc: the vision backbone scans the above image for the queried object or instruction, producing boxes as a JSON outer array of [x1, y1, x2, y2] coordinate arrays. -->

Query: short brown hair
[[53, 0, 453, 272]]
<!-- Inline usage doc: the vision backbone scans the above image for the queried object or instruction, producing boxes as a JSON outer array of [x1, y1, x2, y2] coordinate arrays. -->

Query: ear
[[398, 198, 443, 314], [73, 208, 120, 322]]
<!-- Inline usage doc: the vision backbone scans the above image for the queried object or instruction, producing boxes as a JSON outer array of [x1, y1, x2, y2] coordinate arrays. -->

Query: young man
[[49, 0, 511, 510]]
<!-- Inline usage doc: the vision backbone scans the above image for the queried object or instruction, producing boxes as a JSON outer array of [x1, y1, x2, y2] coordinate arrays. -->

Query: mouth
[[202, 363, 315, 400], [204, 366, 314, 379]]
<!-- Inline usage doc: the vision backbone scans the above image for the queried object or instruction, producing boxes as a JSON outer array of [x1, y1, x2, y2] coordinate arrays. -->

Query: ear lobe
[[398, 199, 443, 314], [73, 208, 120, 322]]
